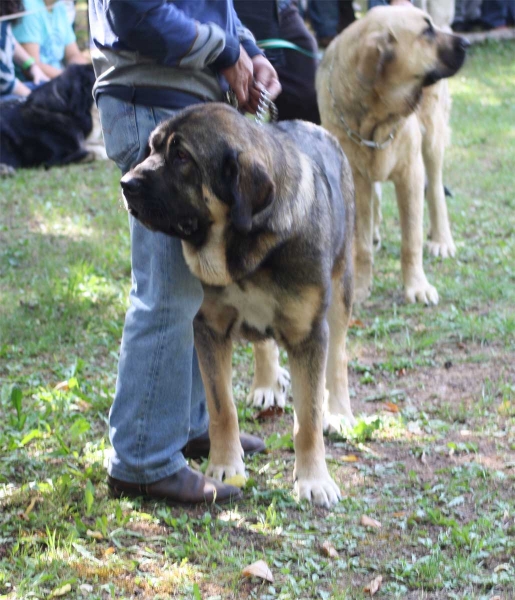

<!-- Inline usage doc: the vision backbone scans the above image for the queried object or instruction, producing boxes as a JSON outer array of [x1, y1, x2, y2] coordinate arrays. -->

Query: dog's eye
[[423, 24, 436, 38], [172, 149, 191, 165]]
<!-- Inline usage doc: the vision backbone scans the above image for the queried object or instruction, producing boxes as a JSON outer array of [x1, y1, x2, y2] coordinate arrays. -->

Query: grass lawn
[[1, 40, 514, 600]]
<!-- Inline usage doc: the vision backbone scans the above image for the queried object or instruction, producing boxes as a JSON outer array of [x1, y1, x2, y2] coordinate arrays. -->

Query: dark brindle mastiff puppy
[[120, 103, 355, 507]]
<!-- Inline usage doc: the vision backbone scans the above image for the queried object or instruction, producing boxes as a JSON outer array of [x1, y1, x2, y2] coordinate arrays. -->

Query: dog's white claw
[[405, 282, 439, 306], [206, 457, 245, 482], [247, 366, 290, 409], [427, 239, 456, 259], [296, 476, 341, 508], [323, 411, 356, 435]]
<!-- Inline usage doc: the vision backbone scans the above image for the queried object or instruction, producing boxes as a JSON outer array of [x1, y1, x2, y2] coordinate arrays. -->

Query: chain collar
[[225, 88, 278, 125], [328, 55, 397, 150]]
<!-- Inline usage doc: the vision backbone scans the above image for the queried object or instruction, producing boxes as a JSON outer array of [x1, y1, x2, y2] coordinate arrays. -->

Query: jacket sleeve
[[232, 13, 264, 59], [106, 0, 240, 70]]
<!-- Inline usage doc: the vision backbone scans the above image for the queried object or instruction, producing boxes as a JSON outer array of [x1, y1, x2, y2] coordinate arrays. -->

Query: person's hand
[[247, 54, 282, 114], [28, 63, 50, 85], [220, 45, 253, 108]]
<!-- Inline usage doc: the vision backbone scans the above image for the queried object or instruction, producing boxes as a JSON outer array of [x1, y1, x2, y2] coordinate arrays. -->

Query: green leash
[[257, 38, 323, 61]]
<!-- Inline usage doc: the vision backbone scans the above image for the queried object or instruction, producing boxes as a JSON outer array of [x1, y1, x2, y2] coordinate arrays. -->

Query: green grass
[[1, 41, 514, 599]]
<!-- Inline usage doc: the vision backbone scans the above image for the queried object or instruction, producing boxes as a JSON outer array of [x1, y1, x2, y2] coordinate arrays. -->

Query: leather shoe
[[182, 430, 266, 460], [107, 465, 242, 506]]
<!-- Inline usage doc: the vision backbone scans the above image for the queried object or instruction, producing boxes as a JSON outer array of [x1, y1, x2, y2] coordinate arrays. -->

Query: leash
[[225, 87, 279, 125], [257, 38, 323, 61], [327, 54, 398, 150]]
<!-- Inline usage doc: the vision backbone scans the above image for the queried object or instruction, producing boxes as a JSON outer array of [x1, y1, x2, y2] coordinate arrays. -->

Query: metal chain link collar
[[328, 55, 397, 150]]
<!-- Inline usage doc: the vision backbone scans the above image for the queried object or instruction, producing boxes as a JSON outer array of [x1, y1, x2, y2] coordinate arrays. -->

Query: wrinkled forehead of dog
[[148, 103, 255, 162], [366, 5, 437, 34]]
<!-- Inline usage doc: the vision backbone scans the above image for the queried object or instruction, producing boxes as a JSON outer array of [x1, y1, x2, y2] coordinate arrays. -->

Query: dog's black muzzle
[[120, 174, 208, 247]]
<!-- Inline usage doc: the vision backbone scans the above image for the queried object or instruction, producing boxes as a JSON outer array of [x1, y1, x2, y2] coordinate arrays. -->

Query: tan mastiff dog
[[316, 5, 469, 304], [120, 103, 356, 507]]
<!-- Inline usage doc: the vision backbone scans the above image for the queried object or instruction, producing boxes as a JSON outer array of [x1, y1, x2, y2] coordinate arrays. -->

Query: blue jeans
[[97, 94, 208, 484]]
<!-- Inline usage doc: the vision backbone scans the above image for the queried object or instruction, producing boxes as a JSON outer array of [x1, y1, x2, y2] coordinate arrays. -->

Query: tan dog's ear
[[222, 149, 275, 233], [356, 31, 395, 88]]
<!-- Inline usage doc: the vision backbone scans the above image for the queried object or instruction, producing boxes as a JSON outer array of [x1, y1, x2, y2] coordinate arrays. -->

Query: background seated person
[[0, 0, 49, 100], [12, 0, 87, 80]]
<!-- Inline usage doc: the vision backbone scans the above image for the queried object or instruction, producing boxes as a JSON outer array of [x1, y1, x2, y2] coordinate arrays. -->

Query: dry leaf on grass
[[86, 529, 104, 540], [224, 474, 247, 488], [360, 515, 382, 529], [340, 455, 359, 462], [54, 381, 69, 391], [242, 560, 274, 583], [392, 511, 406, 518], [253, 405, 284, 420], [383, 401, 400, 413], [320, 540, 339, 558], [51, 583, 72, 597], [364, 575, 383, 596]]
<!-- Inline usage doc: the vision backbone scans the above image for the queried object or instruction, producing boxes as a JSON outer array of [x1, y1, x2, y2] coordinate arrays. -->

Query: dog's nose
[[120, 176, 142, 197], [458, 36, 471, 51]]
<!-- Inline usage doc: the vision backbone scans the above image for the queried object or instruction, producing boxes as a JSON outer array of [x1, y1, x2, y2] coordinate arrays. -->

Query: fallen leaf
[[392, 511, 406, 518], [320, 540, 339, 558], [350, 319, 365, 328], [23, 497, 38, 519], [360, 515, 382, 529], [341, 455, 359, 462], [383, 401, 400, 413], [493, 563, 510, 573], [253, 405, 284, 420], [364, 575, 383, 596], [224, 474, 247, 488], [54, 381, 69, 392], [242, 560, 274, 583], [86, 529, 104, 540], [104, 547, 116, 556], [51, 583, 72, 597], [79, 584, 93, 597]]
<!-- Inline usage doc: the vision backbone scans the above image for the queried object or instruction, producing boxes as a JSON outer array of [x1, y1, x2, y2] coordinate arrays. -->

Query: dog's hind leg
[[324, 273, 356, 434], [288, 323, 341, 507], [247, 339, 290, 409], [194, 320, 245, 481], [421, 80, 456, 258]]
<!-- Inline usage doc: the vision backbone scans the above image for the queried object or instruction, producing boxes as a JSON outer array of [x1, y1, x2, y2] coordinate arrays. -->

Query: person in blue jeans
[[89, 0, 281, 506]]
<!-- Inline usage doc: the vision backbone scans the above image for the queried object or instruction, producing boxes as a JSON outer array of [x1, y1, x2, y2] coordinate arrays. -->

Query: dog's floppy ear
[[222, 149, 275, 233], [356, 31, 395, 88]]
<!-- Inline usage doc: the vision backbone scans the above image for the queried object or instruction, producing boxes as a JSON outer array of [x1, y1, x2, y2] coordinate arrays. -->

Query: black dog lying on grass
[[0, 64, 96, 169]]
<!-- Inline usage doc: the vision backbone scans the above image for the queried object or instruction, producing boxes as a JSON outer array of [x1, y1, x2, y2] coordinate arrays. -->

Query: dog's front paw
[[206, 454, 246, 482], [295, 474, 341, 508], [405, 278, 439, 305], [426, 235, 456, 259], [247, 366, 290, 409]]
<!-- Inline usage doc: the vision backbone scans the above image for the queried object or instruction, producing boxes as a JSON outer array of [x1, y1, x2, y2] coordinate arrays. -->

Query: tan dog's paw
[[247, 366, 290, 409], [323, 411, 357, 435], [295, 474, 341, 508], [426, 235, 456, 259], [206, 454, 246, 482], [405, 279, 439, 305]]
